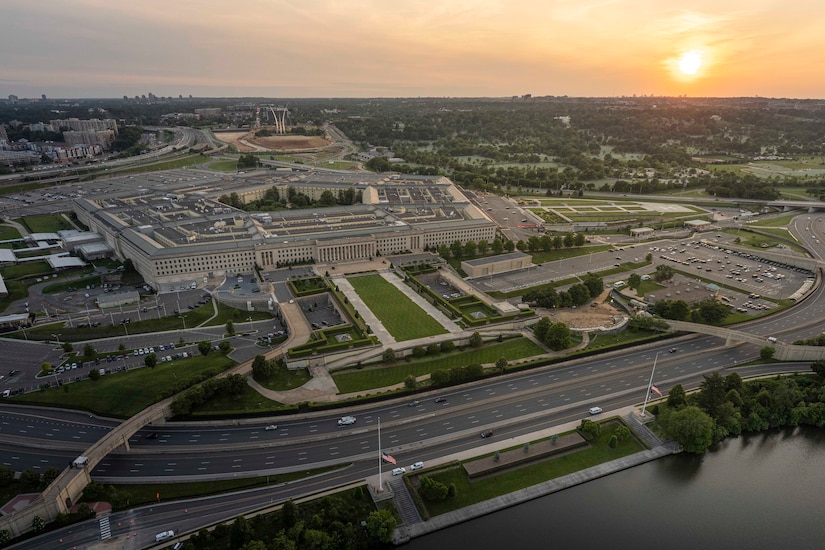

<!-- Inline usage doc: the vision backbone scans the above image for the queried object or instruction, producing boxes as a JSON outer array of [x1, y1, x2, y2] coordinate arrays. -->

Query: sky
[[2, 0, 824, 99]]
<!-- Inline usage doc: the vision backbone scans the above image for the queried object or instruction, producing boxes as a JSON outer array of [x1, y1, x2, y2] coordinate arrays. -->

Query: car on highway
[[338, 416, 357, 426], [155, 530, 175, 542], [410, 461, 425, 471], [669, 347, 678, 353], [265, 425, 278, 431], [589, 407, 603, 415], [391, 467, 406, 476], [408, 400, 420, 407], [146, 432, 159, 439], [434, 397, 447, 403], [480, 430, 494, 438]]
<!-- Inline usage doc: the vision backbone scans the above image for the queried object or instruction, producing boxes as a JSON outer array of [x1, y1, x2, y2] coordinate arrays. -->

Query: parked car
[[480, 430, 494, 438], [391, 467, 406, 476], [589, 406, 603, 415], [410, 461, 425, 471], [338, 416, 356, 426]]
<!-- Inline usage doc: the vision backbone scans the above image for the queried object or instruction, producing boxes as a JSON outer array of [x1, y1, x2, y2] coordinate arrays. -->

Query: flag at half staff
[[381, 452, 397, 465], [650, 385, 663, 397]]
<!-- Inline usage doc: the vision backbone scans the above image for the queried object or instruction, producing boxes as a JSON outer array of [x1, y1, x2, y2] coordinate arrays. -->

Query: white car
[[265, 425, 277, 431], [410, 461, 424, 471], [589, 407, 603, 415], [338, 416, 356, 426], [155, 530, 175, 542], [391, 467, 406, 476]]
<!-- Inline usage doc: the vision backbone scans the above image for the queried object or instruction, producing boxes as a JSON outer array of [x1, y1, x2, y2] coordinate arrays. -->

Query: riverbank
[[381, 406, 680, 545]]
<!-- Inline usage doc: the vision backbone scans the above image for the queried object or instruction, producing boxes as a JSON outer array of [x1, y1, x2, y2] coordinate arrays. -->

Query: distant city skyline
[[2, 0, 824, 100]]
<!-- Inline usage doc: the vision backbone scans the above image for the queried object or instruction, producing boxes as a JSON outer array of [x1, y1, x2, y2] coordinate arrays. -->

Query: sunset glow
[[1, 1, 824, 98], [678, 51, 704, 75]]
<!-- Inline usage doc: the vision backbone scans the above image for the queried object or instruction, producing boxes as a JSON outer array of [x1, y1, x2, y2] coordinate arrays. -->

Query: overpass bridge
[[0, 301, 312, 539], [666, 320, 825, 361]]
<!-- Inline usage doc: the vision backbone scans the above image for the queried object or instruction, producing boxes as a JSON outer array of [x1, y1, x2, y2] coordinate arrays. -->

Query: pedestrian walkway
[[387, 477, 421, 526]]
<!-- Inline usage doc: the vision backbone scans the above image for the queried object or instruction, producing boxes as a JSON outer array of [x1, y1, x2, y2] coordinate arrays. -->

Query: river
[[405, 427, 825, 550]]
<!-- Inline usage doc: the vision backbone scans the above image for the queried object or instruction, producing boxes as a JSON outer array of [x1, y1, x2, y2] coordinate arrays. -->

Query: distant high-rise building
[[0, 124, 8, 144], [41, 94, 47, 101], [8, 95, 18, 104]]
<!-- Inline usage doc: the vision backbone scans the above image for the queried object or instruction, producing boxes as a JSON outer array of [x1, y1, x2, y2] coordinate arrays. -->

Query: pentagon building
[[73, 170, 495, 289]]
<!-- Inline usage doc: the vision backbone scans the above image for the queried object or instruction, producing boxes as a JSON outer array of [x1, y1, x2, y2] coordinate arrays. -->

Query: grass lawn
[[347, 274, 447, 341], [0, 260, 52, 279], [584, 329, 665, 351], [0, 225, 22, 240], [188, 383, 285, 416], [419, 422, 644, 517], [749, 213, 796, 227], [17, 214, 73, 233], [208, 159, 240, 171], [255, 368, 313, 392], [10, 353, 235, 417], [42, 275, 101, 294], [333, 338, 546, 394], [202, 303, 274, 327]]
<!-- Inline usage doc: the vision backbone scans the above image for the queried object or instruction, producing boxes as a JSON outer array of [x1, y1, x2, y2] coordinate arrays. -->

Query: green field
[[11, 353, 235, 417], [347, 274, 448, 341], [333, 338, 545, 394], [0, 225, 22, 240], [17, 214, 73, 234], [419, 422, 644, 517], [207, 159, 240, 171]]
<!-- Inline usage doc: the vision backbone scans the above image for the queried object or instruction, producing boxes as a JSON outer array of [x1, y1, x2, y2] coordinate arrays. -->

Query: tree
[[578, 418, 601, 439], [469, 332, 483, 347], [226, 320, 235, 336], [544, 322, 572, 351], [62, 342, 73, 353], [366, 509, 397, 543], [440, 340, 456, 353], [613, 425, 632, 441], [252, 355, 274, 379], [218, 341, 231, 355], [667, 383, 687, 409], [118, 342, 126, 354], [760, 346, 776, 360], [31, 515, 45, 533], [654, 264, 673, 281], [661, 405, 714, 453], [144, 353, 157, 369], [404, 374, 417, 389], [382, 348, 396, 363], [628, 273, 642, 289], [811, 360, 825, 379], [41, 362, 51, 375], [495, 357, 508, 372], [82, 343, 96, 361], [19, 470, 41, 490], [198, 341, 211, 356], [89, 368, 100, 381], [419, 476, 449, 501]]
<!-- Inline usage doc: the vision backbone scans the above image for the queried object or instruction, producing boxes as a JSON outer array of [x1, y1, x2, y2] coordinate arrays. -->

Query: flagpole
[[378, 417, 383, 492], [641, 352, 659, 417]]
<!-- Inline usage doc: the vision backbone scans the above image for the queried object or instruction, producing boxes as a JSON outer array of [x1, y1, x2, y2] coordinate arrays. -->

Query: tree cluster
[[524, 274, 603, 310], [171, 374, 246, 416], [532, 317, 572, 351], [660, 366, 825, 454]]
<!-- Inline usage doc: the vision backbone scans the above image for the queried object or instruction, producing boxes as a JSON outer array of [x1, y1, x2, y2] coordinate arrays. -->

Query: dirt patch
[[216, 129, 330, 152], [250, 135, 329, 150], [537, 298, 624, 330]]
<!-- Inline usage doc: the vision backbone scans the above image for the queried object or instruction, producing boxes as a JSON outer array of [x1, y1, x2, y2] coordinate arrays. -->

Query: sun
[[677, 50, 703, 75]]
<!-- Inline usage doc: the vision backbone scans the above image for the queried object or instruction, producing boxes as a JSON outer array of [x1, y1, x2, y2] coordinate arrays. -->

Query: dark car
[[146, 432, 159, 440], [434, 397, 447, 403], [480, 430, 494, 439]]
